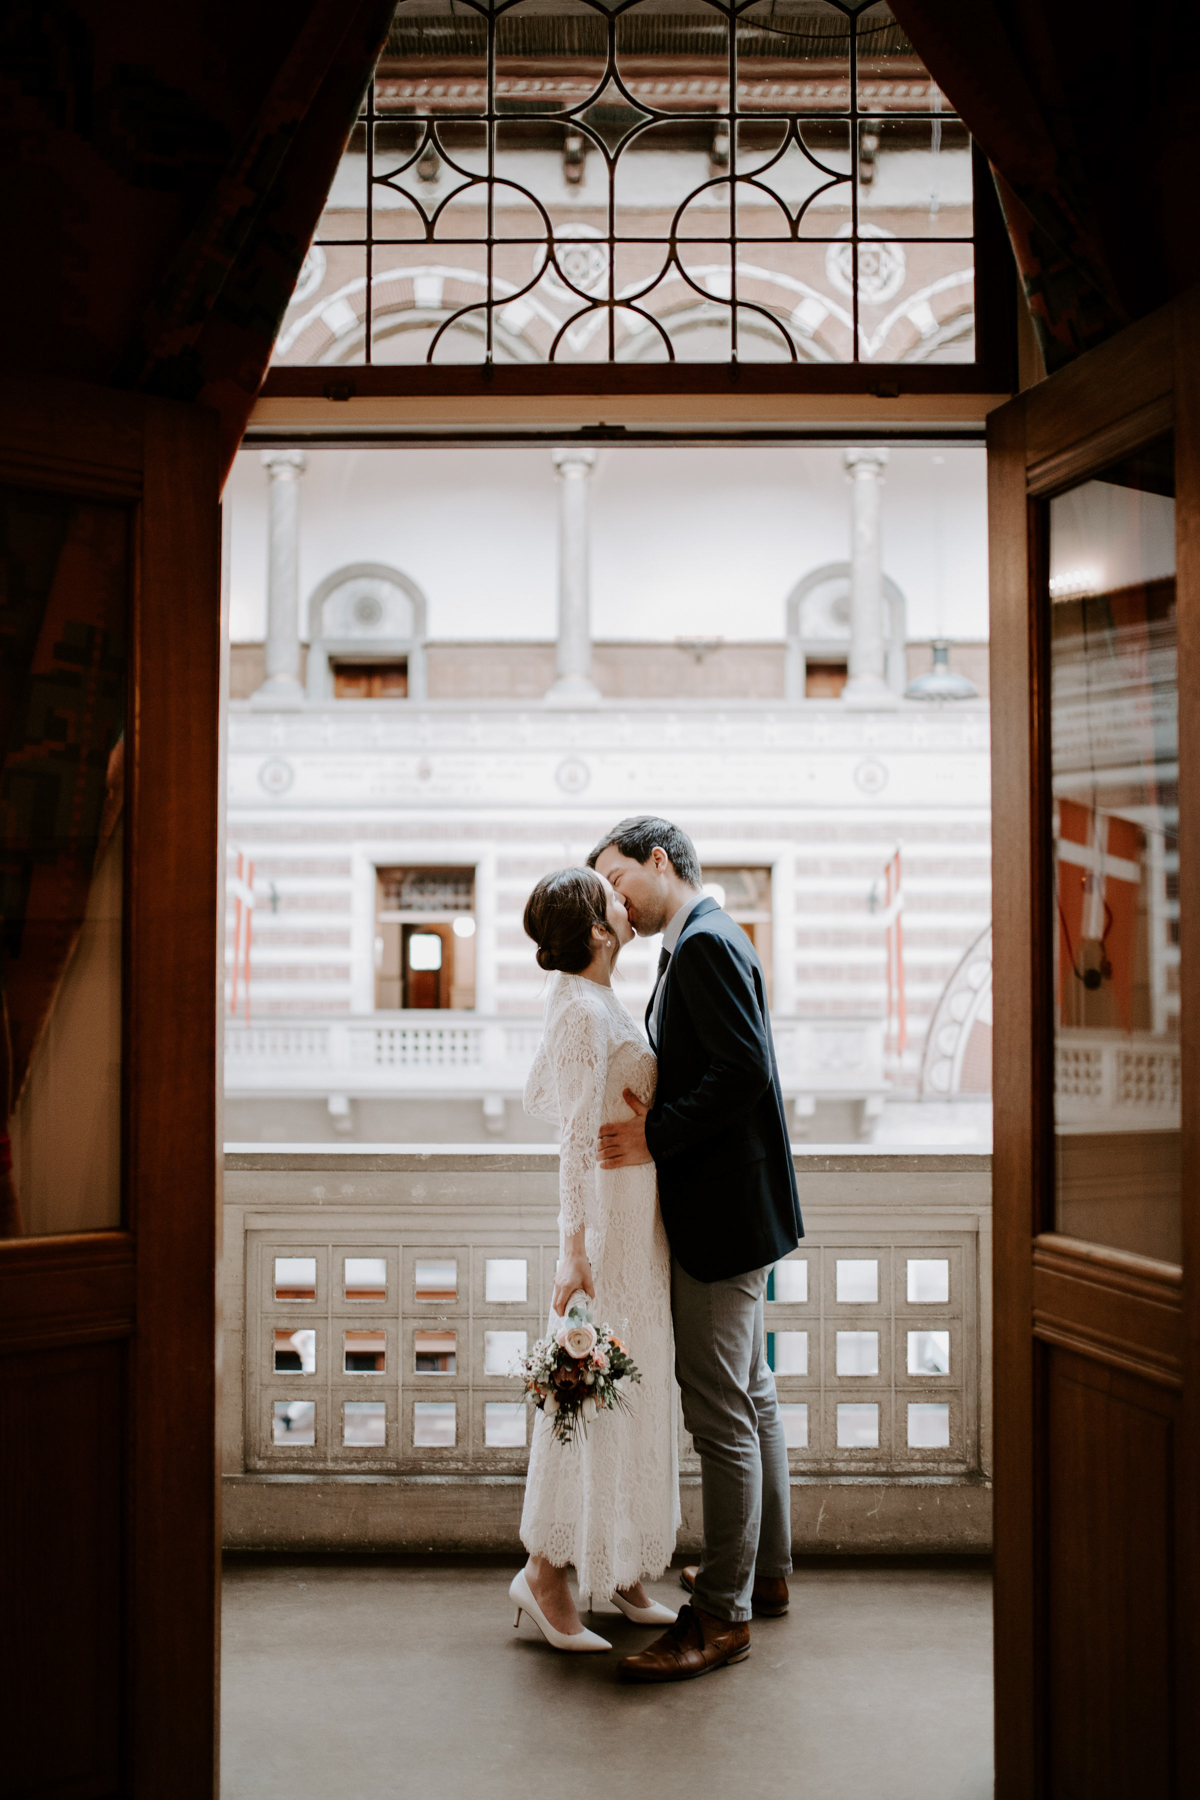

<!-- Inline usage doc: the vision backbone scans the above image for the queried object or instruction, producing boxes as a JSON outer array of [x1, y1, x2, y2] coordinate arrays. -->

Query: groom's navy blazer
[[643, 896, 803, 1283]]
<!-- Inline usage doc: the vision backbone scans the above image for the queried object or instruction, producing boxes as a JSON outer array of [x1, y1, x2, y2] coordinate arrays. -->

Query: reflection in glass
[[1, 489, 127, 1238], [1049, 435, 1180, 1263]]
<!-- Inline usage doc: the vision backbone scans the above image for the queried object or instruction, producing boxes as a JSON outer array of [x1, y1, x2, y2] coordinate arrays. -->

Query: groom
[[591, 816, 803, 1683]]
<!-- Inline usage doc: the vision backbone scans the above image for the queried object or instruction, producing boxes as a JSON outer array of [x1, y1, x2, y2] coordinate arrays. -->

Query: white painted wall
[[226, 444, 987, 646]]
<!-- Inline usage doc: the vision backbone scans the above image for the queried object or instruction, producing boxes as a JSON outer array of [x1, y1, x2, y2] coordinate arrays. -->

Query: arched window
[[784, 562, 908, 700], [305, 564, 428, 701]]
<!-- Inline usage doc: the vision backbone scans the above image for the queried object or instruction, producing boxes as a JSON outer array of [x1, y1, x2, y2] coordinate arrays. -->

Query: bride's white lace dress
[[520, 971, 680, 1600]]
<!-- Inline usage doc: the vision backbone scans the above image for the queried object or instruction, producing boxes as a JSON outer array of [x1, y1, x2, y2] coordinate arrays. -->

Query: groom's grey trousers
[[671, 1257, 793, 1624]]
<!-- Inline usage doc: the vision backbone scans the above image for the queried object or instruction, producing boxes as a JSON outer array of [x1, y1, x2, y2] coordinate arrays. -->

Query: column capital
[[262, 449, 308, 479], [552, 447, 597, 480], [843, 446, 889, 479]]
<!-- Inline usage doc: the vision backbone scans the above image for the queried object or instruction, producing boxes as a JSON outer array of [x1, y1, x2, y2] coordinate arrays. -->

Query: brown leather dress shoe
[[618, 1603, 750, 1683], [679, 1564, 790, 1617]]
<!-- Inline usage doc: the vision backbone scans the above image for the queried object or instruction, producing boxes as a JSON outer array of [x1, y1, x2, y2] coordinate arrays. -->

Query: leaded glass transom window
[[273, 0, 978, 370]]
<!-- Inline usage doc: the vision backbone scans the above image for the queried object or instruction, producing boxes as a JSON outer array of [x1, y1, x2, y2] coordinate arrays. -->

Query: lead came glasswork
[[1048, 434, 1180, 1264], [272, 0, 976, 368]]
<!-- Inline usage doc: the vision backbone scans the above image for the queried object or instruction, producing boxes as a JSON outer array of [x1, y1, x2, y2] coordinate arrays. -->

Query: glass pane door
[[1049, 433, 1179, 1263], [1, 487, 127, 1238]]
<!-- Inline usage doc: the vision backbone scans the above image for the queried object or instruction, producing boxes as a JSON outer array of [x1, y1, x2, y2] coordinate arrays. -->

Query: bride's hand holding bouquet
[[517, 1303, 642, 1448]]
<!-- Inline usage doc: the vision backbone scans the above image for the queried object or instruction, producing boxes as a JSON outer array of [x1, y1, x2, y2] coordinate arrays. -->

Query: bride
[[509, 866, 680, 1652]]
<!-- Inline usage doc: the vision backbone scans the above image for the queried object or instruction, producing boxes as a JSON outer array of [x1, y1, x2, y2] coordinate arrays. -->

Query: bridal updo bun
[[524, 867, 611, 974]]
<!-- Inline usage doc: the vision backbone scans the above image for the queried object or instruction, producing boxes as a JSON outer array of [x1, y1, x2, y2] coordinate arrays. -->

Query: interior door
[[989, 295, 1200, 1797], [0, 376, 221, 1798]]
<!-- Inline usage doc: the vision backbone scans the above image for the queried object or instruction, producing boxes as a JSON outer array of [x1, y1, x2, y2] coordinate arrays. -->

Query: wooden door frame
[[988, 293, 1200, 1795], [0, 377, 222, 1797]]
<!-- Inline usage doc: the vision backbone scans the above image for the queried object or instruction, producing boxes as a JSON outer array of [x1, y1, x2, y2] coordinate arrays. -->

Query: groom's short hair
[[587, 816, 702, 885]]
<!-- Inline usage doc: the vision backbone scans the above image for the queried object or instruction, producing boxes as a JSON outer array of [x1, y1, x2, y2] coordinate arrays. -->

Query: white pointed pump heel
[[509, 1569, 612, 1653], [610, 1590, 679, 1626]]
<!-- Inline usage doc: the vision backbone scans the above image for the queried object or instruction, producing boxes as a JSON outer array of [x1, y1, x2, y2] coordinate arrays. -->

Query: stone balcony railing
[[224, 1014, 889, 1113], [1054, 1029, 1181, 1127], [221, 1146, 992, 1556]]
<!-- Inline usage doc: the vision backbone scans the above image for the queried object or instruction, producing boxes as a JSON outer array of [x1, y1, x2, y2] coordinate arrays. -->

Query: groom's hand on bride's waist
[[598, 1090, 654, 1168]]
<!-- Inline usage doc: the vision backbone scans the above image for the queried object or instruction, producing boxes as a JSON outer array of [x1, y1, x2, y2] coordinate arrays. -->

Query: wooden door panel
[[0, 1342, 124, 1800], [989, 295, 1199, 1796], [0, 379, 221, 1799], [1033, 1237, 1183, 1389], [1046, 1348, 1176, 1800]]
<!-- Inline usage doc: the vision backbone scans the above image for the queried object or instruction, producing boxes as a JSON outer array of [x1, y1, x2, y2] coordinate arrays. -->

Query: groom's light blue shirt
[[648, 892, 705, 1047]]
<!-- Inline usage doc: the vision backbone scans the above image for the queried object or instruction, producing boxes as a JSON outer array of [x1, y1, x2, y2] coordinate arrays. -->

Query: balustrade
[[224, 1015, 888, 1109], [222, 1147, 991, 1555]]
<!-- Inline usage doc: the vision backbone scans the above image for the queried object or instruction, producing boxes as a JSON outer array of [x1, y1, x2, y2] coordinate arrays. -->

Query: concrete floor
[[221, 1555, 993, 1800]]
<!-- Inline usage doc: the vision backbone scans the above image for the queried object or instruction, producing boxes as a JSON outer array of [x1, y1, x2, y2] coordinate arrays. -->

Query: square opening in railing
[[274, 1257, 316, 1302], [273, 1400, 315, 1445], [907, 1330, 951, 1375], [415, 1329, 456, 1373], [415, 1259, 457, 1302], [779, 1403, 809, 1449], [485, 1402, 527, 1448], [484, 1329, 528, 1376], [344, 1329, 386, 1372], [485, 1259, 528, 1304], [344, 1401, 386, 1447], [908, 1402, 950, 1448], [275, 1328, 316, 1374], [414, 1401, 456, 1447], [836, 1330, 880, 1377], [907, 1258, 950, 1303], [836, 1259, 879, 1304], [345, 1256, 387, 1301], [837, 1402, 880, 1449], [769, 1330, 808, 1375], [771, 1258, 808, 1304]]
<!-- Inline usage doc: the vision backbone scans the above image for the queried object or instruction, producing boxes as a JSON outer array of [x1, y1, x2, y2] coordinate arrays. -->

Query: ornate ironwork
[[275, 0, 975, 369]]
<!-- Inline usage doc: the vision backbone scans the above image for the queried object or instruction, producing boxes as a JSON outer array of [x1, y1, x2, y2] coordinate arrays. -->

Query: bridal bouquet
[[516, 1303, 642, 1448]]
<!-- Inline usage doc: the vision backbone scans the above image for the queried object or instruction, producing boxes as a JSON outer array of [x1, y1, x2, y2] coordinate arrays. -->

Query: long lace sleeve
[[548, 995, 609, 1237]]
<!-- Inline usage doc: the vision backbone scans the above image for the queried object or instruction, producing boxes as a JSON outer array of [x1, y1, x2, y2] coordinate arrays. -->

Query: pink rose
[[560, 1321, 598, 1359]]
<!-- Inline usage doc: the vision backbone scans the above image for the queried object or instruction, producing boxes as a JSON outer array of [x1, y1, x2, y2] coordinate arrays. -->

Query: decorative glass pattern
[[273, 0, 975, 369]]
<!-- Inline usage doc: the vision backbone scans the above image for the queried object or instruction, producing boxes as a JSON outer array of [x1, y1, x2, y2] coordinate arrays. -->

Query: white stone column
[[841, 447, 899, 709], [546, 448, 600, 704], [253, 449, 308, 707]]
